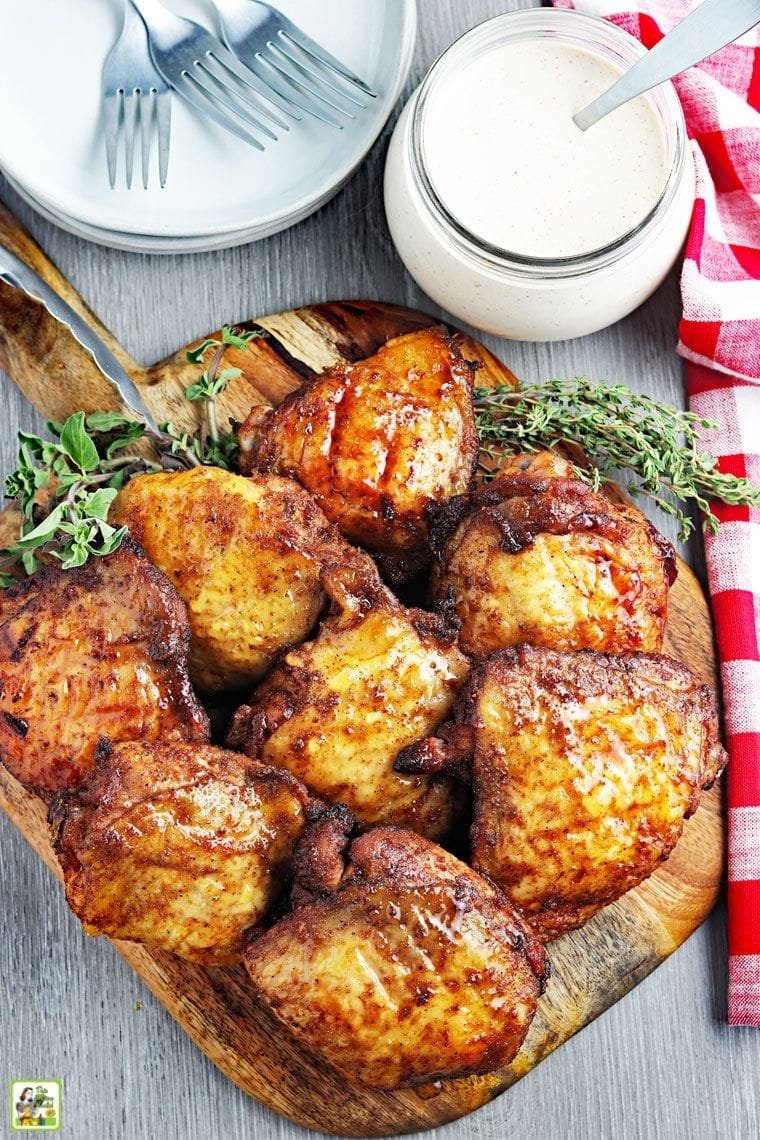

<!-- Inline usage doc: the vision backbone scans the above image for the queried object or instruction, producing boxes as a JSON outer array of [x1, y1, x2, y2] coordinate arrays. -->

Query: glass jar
[[383, 9, 695, 342]]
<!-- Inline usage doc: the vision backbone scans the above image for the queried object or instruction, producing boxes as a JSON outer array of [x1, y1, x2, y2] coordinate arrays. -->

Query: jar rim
[[410, 8, 690, 278]]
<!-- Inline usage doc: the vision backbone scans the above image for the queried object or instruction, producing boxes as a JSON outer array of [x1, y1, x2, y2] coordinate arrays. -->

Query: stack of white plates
[[0, 0, 416, 253]]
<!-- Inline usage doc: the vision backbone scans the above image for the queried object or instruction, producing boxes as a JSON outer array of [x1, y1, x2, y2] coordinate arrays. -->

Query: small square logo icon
[[10, 1081, 61, 1131]]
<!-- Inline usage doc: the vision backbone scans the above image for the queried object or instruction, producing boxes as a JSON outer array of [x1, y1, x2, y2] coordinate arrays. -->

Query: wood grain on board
[[0, 203, 723, 1136]]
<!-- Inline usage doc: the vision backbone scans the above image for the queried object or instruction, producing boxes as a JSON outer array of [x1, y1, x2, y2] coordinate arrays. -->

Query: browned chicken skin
[[0, 540, 209, 796], [237, 326, 479, 581], [111, 465, 366, 693], [399, 646, 726, 939], [491, 451, 577, 480], [430, 463, 677, 656], [50, 740, 311, 965], [244, 812, 548, 1088], [226, 560, 469, 840]]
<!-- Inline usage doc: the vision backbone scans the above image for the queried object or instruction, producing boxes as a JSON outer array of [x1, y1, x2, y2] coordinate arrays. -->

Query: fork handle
[[129, 0, 178, 41], [129, 0, 166, 19], [574, 0, 760, 130]]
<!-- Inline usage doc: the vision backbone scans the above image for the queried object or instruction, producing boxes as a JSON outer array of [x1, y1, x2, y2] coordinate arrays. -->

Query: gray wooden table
[[1, 2, 759, 1137]]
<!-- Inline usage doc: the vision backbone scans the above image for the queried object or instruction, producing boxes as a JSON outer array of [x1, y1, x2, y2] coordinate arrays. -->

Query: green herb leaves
[[183, 323, 263, 467], [0, 323, 264, 585], [9, 338, 756, 587], [14, 489, 126, 573], [184, 369, 243, 403], [59, 412, 100, 472], [185, 323, 259, 364], [474, 378, 760, 541], [0, 412, 149, 584]]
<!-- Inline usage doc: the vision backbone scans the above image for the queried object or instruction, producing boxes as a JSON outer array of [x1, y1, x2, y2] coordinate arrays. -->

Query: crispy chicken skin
[[226, 560, 469, 839], [111, 466, 363, 693], [430, 464, 677, 656], [0, 540, 208, 796], [50, 740, 311, 965], [398, 646, 726, 939], [244, 813, 548, 1088], [492, 450, 576, 480], [236, 327, 479, 581]]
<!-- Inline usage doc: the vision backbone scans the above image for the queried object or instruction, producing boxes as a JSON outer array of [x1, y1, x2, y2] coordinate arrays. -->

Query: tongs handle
[[0, 244, 157, 430]]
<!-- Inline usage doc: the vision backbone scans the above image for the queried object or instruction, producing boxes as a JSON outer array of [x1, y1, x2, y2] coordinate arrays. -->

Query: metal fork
[[130, 0, 297, 150], [103, 0, 171, 188], [212, 0, 376, 128]]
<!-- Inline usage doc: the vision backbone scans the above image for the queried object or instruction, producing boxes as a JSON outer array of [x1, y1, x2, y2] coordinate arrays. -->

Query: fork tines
[[105, 85, 171, 189], [106, 0, 379, 176], [103, 0, 172, 189], [213, 1, 376, 130], [278, 27, 377, 101]]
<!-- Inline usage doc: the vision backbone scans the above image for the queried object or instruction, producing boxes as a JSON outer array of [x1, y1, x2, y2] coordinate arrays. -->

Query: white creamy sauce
[[422, 40, 669, 259]]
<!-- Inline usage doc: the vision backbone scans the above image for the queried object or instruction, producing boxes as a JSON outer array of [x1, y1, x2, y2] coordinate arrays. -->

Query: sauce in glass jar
[[383, 9, 695, 341]]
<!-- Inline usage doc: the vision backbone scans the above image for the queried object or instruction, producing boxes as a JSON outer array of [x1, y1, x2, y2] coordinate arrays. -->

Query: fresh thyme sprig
[[474, 378, 760, 541], [0, 325, 263, 584]]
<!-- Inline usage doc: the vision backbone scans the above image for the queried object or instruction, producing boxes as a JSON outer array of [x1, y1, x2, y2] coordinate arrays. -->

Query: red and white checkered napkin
[[552, 0, 760, 1024]]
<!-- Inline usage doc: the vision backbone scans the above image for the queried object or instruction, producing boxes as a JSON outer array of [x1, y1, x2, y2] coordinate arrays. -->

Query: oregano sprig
[[184, 323, 263, 467], [474, 377, 760, 541], [0, 411, 160, 585], [0, 324, 264, 583]]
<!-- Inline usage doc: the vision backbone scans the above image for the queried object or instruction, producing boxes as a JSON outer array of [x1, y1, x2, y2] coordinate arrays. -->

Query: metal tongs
[[0, 244, 157, 430]]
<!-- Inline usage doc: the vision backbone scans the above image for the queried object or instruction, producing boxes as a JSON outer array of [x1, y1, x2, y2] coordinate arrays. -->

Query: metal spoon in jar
[[574, 0, 760, 131]]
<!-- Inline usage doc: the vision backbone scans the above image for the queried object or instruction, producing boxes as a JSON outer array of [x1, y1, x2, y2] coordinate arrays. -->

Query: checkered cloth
[[552, 0, 760, 1025]]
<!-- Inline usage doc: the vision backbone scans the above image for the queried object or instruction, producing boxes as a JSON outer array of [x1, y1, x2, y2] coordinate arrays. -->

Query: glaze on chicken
[[430, 460, 677, 656], [111, 466, 365, 693], [237, 326, 479, 581], [50, 740, 311, 965], [226, 560, 469, 839], [244, 811, 548, 1088], [0, 540, 208, 796], [398, 646, 726, 939]]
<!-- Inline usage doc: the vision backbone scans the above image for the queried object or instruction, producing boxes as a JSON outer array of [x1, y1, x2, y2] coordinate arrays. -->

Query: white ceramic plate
[[0, 0, 416, 249], [3, 171, 264, 254]]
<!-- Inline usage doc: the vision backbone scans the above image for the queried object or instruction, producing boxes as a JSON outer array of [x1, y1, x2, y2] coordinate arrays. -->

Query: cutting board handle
[[0, 203, 148, 423]]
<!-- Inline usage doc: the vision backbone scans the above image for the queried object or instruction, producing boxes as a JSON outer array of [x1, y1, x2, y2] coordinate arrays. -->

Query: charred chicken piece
[[226, 561, 469, 840], [50, 740, 311, 965], [236, 326, 479, 582], [0, 540, 208, 797], [491, 450, 576, 480], [111, 466, 366, 693], [398, 646, 726, 939], [244, 813, 549, 1088], [430, 463, 677, 656]]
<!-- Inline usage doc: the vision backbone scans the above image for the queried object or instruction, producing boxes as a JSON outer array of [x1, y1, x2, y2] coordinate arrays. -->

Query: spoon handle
[[574, 0, 760, 131]]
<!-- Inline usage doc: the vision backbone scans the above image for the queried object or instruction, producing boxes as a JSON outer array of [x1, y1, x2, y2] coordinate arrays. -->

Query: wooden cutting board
[[0, 204, 723, 1137]]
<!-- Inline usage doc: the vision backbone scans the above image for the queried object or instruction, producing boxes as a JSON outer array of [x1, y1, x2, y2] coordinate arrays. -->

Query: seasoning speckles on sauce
[[422, 39, 669, 259]]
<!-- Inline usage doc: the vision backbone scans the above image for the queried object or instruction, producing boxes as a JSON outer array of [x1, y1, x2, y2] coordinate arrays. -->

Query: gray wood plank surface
[[1, 2, 758, 1138]]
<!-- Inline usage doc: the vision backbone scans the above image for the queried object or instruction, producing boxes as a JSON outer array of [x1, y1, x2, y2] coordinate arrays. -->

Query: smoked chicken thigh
[[111, 465, 363, 693], [51, 741, 311, 965], [430, 462, 676, 656], [236, 326, 479, 581], [398, 646, 726, 939], [226, 560, 469, 839], [244, 814, 548, 1089], [0, 540, 208, 796]]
